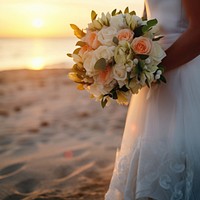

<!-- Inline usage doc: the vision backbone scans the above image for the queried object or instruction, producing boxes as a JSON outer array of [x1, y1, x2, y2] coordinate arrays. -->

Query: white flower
[[132, 15, 143, 26], [149, 24, 160, 35], [140, 70, 155, 85], [89, 82, 114, 98], [83, 46, 115, 76], [109, 14, 127, 30], [125, 13, 137, 30], [83, 51, 98, 76], [88, 83, 105, 97], [150, 41, 166, 65], [125, 60, 135, 72], [98, 26, 118, 46], [94, 45, 115, 60], [113, 63, 127, 82], [114, 40, 133, 64]]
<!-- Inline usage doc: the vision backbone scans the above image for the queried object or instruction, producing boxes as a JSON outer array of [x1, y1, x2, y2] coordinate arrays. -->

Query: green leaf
[[67, 53, 72, 57], [94, 58, 107, 71], [124, 7, 129, 14], [138, 54, 149, 60], [138, 60, 145, 71], [91, 10, 97, 21], [142, 25, 149, 33], [120, 85, 129, 92], [111, 90, 118, 99], [101, 98, 108, 108], [76, 41, 86, 47], [134, 25, 145, 37], [160, 75, 167, 83], [145, 79, 151, 88], [147, 18, 158, 27], [127, 72, 132, 84], [158, 64, 165, 73], [112, 9, 117, 16], [113, 36, 119, 45]]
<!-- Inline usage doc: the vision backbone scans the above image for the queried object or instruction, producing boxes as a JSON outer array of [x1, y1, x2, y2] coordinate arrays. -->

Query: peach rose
[[79, 44, 93, 57], [117, 29, 134, 42], [84, 31, 101, 49], [97, 66, 113, 85], [131, 36, 152, 55]]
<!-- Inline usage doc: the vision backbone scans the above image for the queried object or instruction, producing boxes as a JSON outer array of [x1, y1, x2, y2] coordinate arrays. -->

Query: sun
[[32, 18, 44, 28], [29, 57, 45, 70]]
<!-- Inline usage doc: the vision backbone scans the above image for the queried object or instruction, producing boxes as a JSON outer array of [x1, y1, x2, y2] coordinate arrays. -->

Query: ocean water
[[0, 38, 78, 71]]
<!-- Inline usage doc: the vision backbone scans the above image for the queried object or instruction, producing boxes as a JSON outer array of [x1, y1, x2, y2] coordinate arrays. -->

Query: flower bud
[[133, 58, 138, 64], [125, 13, 137, 30], [126, 66, 132, 72], [145, 58, 151, 64], [93, 20, 103, 30], [155, 74, 160, 79], [157, 70, 162, 75], [143, 65, 148, 70]]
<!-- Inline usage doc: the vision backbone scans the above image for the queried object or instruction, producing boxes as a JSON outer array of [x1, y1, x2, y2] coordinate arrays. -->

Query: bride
[[105, 0, 200, 199]]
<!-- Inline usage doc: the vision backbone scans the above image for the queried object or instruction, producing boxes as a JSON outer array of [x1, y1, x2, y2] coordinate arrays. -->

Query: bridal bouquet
[[67, 7, 166, 107]]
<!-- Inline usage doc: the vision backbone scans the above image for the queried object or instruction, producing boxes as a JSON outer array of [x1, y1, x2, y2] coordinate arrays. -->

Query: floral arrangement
[[67, 7, 166, 107]]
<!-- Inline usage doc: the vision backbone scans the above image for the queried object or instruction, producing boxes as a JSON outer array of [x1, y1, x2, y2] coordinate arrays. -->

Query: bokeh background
[[0, 1, 143, 199], [0, 0, 143, 71]]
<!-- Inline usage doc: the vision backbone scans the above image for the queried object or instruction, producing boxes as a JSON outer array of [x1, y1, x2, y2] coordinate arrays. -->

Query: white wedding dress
[[105, 0, 200, 199]]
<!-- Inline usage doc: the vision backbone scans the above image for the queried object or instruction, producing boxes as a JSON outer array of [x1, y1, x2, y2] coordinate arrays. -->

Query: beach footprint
[[54, 165, 74, 179], [0, 136, 13, 146], [15, 178, 40, 194], [11, 145, 38, 157], [2, 194, 25, 200], [0, 148, 9, 155], [0, 162, 25, 179]]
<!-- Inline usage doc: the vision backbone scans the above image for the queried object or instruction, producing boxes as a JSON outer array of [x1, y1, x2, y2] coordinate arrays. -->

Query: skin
[[162, 0, 200, 72]]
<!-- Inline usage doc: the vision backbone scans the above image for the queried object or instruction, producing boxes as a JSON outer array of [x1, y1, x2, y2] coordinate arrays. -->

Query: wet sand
[[0, 66, 128, 200]]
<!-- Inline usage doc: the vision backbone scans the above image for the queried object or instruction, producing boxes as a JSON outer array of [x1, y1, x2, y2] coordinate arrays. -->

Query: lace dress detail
[[105, 136, 194, 200]]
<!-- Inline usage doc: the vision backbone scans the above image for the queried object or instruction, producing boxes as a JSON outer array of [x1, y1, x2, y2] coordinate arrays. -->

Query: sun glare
[[29, 57, 45, 70], [32, 18, 44, 28]]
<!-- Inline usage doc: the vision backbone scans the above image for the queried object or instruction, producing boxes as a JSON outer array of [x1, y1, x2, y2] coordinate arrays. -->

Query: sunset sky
[[0, 0, 144, 38]]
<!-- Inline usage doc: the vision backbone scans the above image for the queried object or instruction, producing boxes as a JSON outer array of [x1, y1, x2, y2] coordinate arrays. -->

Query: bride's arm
[[162, 0, 200, 72]]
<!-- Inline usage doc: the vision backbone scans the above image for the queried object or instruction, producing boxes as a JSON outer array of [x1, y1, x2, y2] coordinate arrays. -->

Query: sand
[[0, 66, 128, 200]]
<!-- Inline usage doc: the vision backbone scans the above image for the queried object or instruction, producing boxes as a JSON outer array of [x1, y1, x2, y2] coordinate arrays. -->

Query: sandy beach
[[0, 66, 128, 200]]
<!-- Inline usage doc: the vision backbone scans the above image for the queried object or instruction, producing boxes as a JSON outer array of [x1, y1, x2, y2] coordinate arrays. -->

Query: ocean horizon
[[0, 37, 78, 71]]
